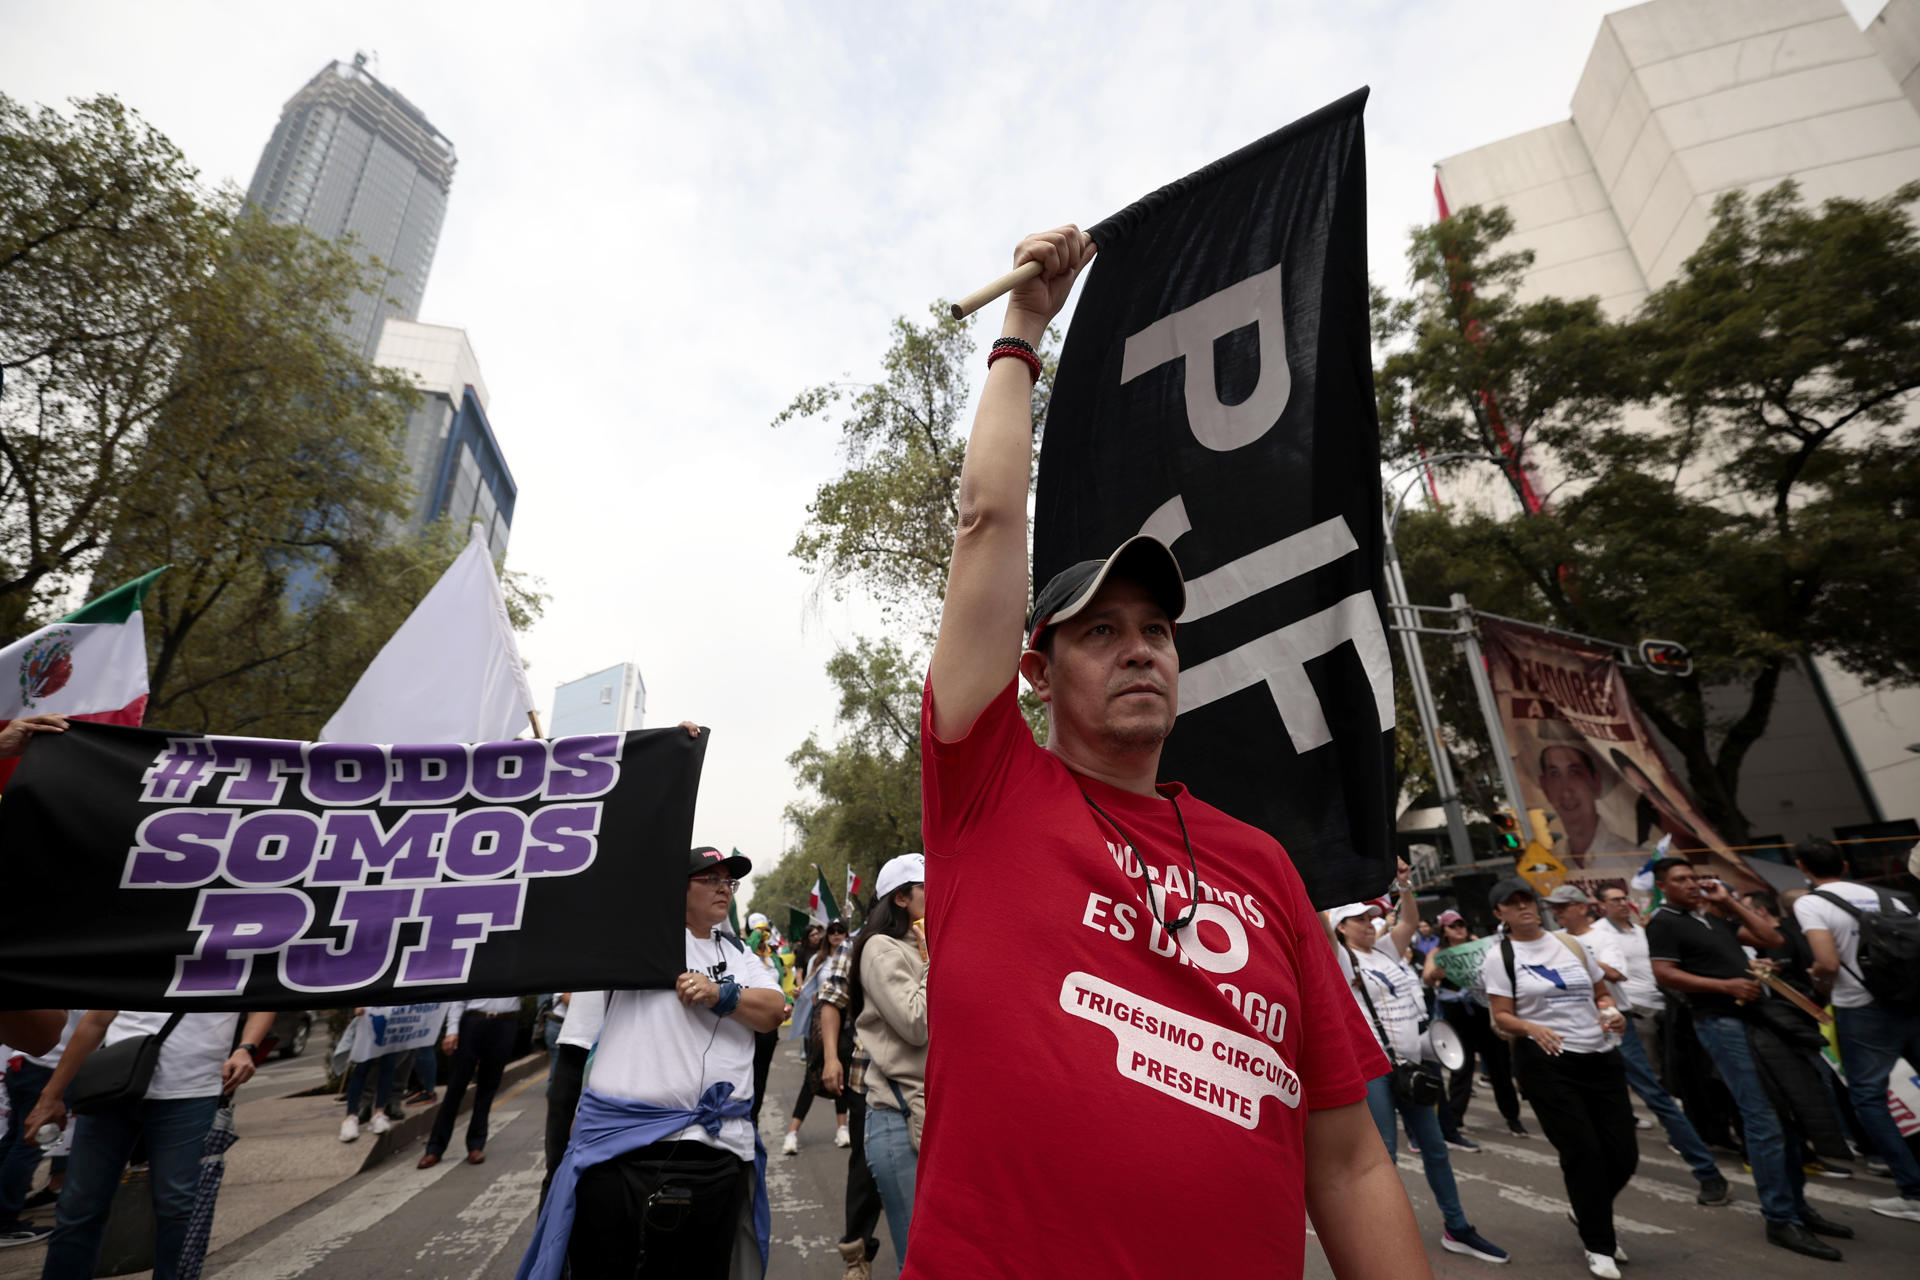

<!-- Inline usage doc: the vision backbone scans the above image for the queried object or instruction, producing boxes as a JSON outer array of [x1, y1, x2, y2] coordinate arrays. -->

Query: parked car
[[269, 1010, 315, 1058]]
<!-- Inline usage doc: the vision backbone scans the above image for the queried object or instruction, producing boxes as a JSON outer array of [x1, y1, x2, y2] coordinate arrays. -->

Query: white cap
[[874, 853, 926, 901], [747, 912, 770, 929], [1327, 902, 1383, 927]]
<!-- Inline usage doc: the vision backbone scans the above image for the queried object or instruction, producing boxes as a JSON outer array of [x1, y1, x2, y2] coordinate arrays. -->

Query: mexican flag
[[0, 567, 167, 790], [846, 865, 863, 909], [809, 864, 840, 925]]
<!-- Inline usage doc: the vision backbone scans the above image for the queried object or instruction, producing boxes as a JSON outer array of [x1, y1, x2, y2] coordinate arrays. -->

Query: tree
[[1376, 183, 1920, 843], [757, 307, 1056, 900], [0, 93, 220, 636]]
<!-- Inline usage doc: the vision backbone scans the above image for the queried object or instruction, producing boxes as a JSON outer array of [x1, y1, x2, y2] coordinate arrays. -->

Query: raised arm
[[927, 227, 1092, 740]]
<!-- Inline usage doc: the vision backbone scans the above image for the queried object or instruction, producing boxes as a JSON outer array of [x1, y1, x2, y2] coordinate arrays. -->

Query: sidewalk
[[0, 1053, 548, 1279]]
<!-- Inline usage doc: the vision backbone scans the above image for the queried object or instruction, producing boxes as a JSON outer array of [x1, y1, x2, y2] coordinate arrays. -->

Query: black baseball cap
[[689, 846, 752, 878], [1487, 875, 1539, 909], [1025, 535, 1186, 650]]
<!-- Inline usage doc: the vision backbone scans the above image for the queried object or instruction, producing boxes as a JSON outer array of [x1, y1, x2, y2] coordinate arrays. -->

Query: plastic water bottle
[[34, 1121, 62, 1147]]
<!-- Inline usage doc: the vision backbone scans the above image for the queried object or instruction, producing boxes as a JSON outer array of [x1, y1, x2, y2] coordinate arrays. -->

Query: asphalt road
[[174, 1040, 1920, 1277]]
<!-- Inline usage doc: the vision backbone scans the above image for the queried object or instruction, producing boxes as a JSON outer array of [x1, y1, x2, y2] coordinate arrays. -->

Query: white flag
[[322, 524, 538, 743]]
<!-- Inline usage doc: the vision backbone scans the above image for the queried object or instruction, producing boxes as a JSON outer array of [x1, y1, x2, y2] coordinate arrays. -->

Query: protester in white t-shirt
[[1484, 877, 1635, 1279], [1791, 839, 1920, 1221], [25, 1008, 273, 1279], [1330, 896, 1508, 1266], [0, 1011, 82, 1245], [541, 991, 606, 1205]]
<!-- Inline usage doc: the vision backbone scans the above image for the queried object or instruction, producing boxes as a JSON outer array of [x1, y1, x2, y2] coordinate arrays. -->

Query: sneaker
[[1865, 1155, 1891, 1176], [0, 1224, 53, 1249], [1633, 1116, 1652, 1130], [369, 1112, 392, 1135], [338, 1115, 360, 1143], [781, 1131, 800, 1156], [1506, 1119, 1530, 1138], [1765, 1221, 1842, 1260], [1869, 1196, 1920, 1223], [1585, 1249, 1622, 1278], [1615, 1244, 1629, 1264], [1441, 1227, 1508, 1264], [1446, 1134, 1482, 1153], [404, 1090, 436, 1107], [1406, 1137, 1421, 1155], [834, 1124, 851, 1148], [1696, 1175, 1730, 1206], [1805, 1159, 1851, 1179]]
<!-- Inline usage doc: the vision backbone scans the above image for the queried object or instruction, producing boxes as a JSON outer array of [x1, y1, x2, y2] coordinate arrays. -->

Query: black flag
[[1034, 88, 1392, 909], [0, 721, 705, 1009]]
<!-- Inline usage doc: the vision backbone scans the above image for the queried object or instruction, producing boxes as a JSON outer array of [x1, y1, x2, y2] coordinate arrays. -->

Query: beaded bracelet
[[988, 344, 1042, 381], [712, 979, 742, 1017], [990, 336, 1037, 356]]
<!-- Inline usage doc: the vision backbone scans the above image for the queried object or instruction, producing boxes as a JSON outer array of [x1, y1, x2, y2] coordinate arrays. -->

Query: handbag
[[69, 1013, 185, 1115], [802, 1004, 856, 1101], [1349, 950, 1444, 1107]]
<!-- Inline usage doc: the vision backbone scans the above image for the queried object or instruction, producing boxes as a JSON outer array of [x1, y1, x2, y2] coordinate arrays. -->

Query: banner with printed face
[[1478, 617, 1760, 895], [0, 720, 706, 1010], [1034, 88, 1393, 910], [348, 1003, 446, 1063]]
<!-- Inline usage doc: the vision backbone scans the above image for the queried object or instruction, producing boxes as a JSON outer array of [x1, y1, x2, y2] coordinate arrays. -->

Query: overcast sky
[[4, 0, 1888, 895]]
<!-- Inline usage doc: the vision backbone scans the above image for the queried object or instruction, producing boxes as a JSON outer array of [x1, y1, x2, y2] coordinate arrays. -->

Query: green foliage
[[1380, 183, 1920, 843], [756, 307, 1055, 903]]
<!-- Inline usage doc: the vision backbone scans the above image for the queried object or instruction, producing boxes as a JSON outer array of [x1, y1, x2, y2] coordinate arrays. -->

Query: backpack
[[1811, 888, 1920, 1013]]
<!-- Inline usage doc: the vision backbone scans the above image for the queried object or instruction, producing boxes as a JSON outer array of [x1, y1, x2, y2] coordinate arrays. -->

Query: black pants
[[542, 1043, 590, 1204], [426, 1012, 515, 1157], [749, 1029, 778, 1128], [842, 1092, 884, 1260], [1515, 1042, 1638, 1256], [1443, 999, 1520, 1125], [570, 1140, 749, 1279]]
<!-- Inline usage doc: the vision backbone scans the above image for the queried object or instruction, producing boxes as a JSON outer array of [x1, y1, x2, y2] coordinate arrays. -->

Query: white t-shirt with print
[[1483, 933, 1609, 1055], [100, 1011, 242, 1100], [1794, 881, 1916, 1009], [587, 929, 781, 1161], [1338, 944, 1426, 1063]]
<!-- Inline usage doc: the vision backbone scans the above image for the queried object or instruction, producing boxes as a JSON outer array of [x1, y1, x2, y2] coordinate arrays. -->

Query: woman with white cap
[[1331, 896, 1510, 1266], [848, 853, 929, 1267]]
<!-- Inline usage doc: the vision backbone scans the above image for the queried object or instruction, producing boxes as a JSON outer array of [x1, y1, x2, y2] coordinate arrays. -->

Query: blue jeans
[[410, 1043, 437, 1094], [1365, 1073, 1471, 1234], [1692, 1014, 1807, 1224], [1, 1063, 54, 1228], [1833, 1004, 1920, 1199], [1615, 1018, 1720, 1182], [863, 1098, 916, 1265], [345, 1051, 403, 1119], [42, 1094, 218, 1280]]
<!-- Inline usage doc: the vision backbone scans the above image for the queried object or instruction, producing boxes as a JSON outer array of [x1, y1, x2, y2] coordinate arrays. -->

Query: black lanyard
[[1080, 790, 1199, 934]]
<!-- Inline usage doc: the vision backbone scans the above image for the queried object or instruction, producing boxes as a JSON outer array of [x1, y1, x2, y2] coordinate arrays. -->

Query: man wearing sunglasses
[[910, 228, 1421, 1280], [518, 845, 786, 1279]]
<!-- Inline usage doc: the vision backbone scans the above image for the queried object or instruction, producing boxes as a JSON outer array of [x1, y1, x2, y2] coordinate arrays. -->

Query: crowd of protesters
[[5, 232, 1920, 1280]]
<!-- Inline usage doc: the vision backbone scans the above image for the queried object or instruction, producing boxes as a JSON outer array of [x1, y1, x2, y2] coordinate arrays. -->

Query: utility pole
[[1453, 591, 1528, 818], [1382, 516, 1473, 866]]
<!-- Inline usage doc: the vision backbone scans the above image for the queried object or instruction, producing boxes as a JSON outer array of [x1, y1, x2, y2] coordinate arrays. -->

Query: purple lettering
[[442, 809, 525, 878], [171, 889, 312, 995], [399, 882, 523, 984], [472, 741, 545, 802], [211, 739, 305, 804], [123, 810, 233, 886], [388, 745, 467, 804], [543, 735, 621, 798], [225, 811, 321, 886], [524, 805, 600, 876], [305, 744, 386, 806], [282, 887, 418, 991], [312, 810, 448, 883]]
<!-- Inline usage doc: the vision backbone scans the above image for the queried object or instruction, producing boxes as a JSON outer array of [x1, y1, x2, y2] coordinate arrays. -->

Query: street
[[7, 1036, 1914, 1278]]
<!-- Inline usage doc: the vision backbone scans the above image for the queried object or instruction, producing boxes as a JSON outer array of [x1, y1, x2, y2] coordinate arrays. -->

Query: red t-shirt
[[907, 679, 1386, 1280]]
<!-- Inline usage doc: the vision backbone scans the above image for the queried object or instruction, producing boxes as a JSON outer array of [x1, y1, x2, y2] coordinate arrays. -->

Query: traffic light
[[1491, 811, 1523, 853], [1638, 638, 1693, 678]]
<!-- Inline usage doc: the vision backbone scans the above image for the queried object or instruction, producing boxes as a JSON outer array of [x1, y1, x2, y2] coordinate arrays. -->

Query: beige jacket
[[855, 932, 928, 1147]]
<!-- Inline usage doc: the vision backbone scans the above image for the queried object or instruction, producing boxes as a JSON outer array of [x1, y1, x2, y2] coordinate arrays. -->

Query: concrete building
[[246, 54, 456, 361], [372, 320, 515, 558], [1426, 0, 1920, 840], [550, 663, 647, 738]]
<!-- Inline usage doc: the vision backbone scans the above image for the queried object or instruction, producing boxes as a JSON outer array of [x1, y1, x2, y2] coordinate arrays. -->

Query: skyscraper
[[246, 54, 456, 361]]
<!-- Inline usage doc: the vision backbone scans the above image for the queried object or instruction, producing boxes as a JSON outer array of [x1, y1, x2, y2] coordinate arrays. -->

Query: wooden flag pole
[[948, 233, 1097, 320], [528, 709, 544, 739]]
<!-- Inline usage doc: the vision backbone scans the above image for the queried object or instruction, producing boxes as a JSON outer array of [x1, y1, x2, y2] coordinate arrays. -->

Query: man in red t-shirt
[[909, 227, 1422, 1279]]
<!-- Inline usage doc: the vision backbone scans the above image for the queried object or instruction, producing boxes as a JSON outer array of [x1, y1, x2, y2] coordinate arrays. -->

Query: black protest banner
[[0, 721, 704, 1009], [1034, 89, 1393, 909]]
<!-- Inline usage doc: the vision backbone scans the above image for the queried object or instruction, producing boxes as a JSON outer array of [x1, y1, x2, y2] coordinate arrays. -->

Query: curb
[[351, 1051, 549, 1173]]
